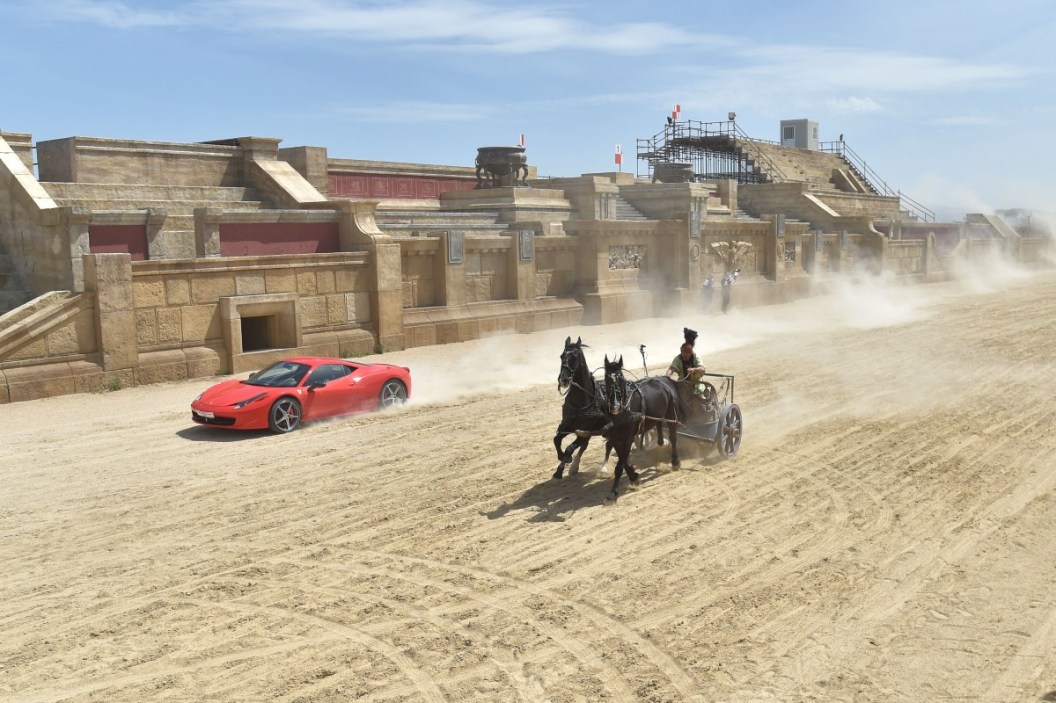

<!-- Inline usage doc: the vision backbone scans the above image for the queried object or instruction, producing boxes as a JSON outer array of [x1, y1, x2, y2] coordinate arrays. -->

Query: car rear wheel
[[378, 379, 407, 410], [268, 397, 302, 433]]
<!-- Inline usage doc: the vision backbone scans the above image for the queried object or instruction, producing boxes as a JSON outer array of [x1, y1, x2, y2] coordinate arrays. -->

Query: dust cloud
[[371, 259, 1042, 411]]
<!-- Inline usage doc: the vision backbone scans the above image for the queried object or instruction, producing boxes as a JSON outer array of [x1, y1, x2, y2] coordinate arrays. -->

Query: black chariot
[[674, 373, 743, 458], [635, 370, 743, 460]]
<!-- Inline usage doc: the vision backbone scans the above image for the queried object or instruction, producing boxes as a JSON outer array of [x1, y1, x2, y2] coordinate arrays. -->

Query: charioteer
[[666, 327, 715, 421]]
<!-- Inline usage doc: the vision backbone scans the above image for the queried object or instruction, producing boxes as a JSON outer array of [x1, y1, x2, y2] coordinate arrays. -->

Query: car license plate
[[198, 411, 215, 418]]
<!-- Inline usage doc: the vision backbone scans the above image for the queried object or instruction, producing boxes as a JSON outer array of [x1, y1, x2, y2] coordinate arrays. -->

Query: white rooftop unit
[[780, 119, 819, 150]]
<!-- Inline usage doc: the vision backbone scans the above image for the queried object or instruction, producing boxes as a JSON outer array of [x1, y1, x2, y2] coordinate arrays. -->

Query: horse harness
[[559, 347, 611, 432]]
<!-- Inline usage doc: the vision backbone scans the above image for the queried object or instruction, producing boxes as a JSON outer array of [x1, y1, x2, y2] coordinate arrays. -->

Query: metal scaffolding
[[636, 118, 782, 184]]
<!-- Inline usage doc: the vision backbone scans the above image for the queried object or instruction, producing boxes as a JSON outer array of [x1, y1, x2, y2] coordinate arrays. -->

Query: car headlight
[[233, 392, 267, 409]]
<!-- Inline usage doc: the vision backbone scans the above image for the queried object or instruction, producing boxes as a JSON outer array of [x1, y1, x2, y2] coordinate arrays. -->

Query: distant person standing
[[701, 275, 714, 312], [721, 268, 740, 314]]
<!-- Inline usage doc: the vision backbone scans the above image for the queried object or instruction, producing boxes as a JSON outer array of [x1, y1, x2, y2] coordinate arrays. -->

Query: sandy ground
[[3, 264, 1056, 702]]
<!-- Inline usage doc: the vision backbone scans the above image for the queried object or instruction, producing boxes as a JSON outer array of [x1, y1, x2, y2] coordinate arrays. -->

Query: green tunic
[[670, 353, 705, 396]]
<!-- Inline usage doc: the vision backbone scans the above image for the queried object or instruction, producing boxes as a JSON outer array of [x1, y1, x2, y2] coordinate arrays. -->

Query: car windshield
[[245, 361, 311, 388]]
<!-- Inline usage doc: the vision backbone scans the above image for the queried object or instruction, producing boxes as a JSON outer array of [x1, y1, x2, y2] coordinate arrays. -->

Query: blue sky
[[2, 0, 1054, 218]]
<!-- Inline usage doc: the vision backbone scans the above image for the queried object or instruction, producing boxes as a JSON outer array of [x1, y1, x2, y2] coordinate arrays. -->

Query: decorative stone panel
[[136, 309, 158, 346], [157, 308, 183, 344], [326, 294, 347, 325]]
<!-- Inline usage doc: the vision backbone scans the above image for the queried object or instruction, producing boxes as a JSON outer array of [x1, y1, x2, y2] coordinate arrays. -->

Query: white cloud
[[38, 0, 713, 54], [734, 45, 1030, 94], [827, 96, 885, 113], [45, 0, 188, 28]]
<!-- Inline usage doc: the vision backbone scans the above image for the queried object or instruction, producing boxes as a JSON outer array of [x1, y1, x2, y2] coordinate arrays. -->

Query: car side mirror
[[307, 381, 326, 391]]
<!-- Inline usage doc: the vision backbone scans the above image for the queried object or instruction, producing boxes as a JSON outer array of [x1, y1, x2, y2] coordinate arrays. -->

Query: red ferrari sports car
[[191, 356, 411, 433]]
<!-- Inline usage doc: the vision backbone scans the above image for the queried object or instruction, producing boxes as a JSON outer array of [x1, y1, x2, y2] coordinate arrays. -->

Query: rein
[[606, 370, 675, 430]]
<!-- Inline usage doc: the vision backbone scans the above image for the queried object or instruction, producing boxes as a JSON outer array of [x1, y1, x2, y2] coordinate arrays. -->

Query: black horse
[[601, 354, 682, 500], [552, 336, 614, 479]]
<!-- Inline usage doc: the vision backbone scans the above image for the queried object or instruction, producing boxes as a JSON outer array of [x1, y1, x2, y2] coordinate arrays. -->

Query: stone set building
[[0, 123, 1052, 403]]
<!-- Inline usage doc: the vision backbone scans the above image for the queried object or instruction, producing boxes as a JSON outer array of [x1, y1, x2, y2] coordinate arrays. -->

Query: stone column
[[372, 240, 404, 352], [145, 208, 168, 260], [716, 178, 738, 212], [328, 199, 405, 351], [924, 232, 936, 277], [437, 230, 466, 307], [331, 200, 378, 251], [657, 219, 691, 310], [506, 229, 535, 300], [766, 214, 784, 283], [573, 227, 608, 324], [194, 207, 222, 257], [65, 207, 91, 292], [278, 145, 330, 195], [238, 136, 281, 162], [84, 253, 138, 371], [803, 229, 820, 275]]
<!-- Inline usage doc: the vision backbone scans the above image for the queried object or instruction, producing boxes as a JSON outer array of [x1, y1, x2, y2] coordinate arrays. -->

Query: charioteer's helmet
[[683, 327, 698, 347]]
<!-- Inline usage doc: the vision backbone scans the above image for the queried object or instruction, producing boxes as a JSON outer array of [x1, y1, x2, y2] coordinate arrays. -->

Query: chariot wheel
[[378, 379, 408, 410], [636, 426, 658, 450], [715, 403, 743, 459], [699, 381, 718, 404], [268, 397, 302, 434]]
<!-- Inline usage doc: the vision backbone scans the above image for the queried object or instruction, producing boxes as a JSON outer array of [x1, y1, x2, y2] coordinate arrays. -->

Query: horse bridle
[[558, 347, 588, 393], [605, 365, 630, 415], [558, 346, 605, 411]]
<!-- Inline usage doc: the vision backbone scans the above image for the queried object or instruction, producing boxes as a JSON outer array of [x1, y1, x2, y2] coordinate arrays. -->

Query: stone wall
[[464, 237, 511, 303], [37, 137, 244, 187], [885, 239, 931, 276], [132, 253, 375, 374], [327, 158, 479, 200], [534, 236, 578, 297], [0, 135, 76, 293], [1020, 236, 1056, 264], [400, 237, 442, 308], [813, 191, 902, 220], [4, 131, 1056, 405]]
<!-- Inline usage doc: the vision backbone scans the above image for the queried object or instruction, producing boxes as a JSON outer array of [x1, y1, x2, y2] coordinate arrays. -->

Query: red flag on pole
[[518, 133, 525, 147], [614, 144, 622, 166], [672, 103, 681, 121]]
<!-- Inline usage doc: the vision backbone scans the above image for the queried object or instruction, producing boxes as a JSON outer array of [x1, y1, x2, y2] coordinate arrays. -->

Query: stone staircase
[[614, 195, 649, 221], [738, 141, 878, 194], [374, 208, 511, 236]]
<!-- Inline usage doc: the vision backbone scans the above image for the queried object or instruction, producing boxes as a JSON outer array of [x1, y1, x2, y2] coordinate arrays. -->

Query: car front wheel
[[268, 397, 302, 433], [378, 380, 407, 410]]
